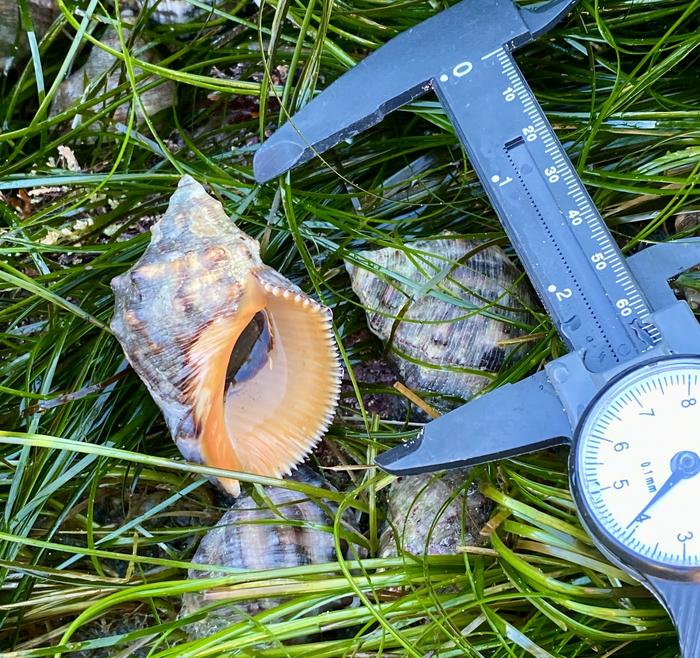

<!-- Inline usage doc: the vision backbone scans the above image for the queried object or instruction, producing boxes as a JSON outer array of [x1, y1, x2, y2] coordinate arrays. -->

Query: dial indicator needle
[[627, 451, 700, 528]]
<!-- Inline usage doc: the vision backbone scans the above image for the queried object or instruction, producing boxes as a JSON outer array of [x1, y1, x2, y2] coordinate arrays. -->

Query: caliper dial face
[[574, 357, 700, 569]]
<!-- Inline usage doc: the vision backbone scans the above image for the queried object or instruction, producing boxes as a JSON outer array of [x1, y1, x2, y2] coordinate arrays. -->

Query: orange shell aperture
[[110, 175, 341, 495]]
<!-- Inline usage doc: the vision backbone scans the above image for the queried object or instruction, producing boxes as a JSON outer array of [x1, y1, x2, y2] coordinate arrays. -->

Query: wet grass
[[0, 0, 699, 655]]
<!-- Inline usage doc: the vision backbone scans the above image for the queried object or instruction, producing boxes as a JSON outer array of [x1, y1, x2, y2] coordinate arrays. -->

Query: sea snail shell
[[111, 176, 341, 495], [379, 470, 492, 558], [345, 237, 534, 403], [50, 25, 176, 129], [180, 469, 358, 640], [1, 0, 57, 73]]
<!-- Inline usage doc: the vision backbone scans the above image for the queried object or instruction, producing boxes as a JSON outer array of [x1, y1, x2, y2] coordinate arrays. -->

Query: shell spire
[[111, 176, 341, 495]]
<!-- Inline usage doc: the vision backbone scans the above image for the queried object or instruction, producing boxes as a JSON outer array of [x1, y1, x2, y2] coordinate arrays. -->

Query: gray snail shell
[[50, 25, 176, 129], [2, 0, 209, 75], [110, 176, 341, 496], [345, 236, 534, 403], [379, 470, 493, 558], [179, 469, 359, 640]]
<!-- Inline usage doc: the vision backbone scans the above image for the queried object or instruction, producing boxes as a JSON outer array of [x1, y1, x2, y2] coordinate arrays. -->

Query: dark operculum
[[224, 310, 274, 394]]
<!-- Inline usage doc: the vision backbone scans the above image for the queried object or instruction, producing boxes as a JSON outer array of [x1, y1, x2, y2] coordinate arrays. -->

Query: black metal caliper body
[[253, 2, 700, 654]]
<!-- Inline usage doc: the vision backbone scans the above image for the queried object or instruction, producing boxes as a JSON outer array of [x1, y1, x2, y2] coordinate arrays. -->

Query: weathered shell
[[179, 469, 359, 639], [91, 485, 220, 577], [672, 212, 700, 309], [124, 0, 213, 23], [379, 470, 492, 557], [0, 0, 56, 73], [50, 26, 176, 127], [345, 238, 533, 401], [675, 210, 700, 234], [110, 176, 341, 496]]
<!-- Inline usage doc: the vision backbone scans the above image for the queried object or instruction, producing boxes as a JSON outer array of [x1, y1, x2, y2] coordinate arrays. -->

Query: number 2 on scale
[[548, 284, 572, 301]]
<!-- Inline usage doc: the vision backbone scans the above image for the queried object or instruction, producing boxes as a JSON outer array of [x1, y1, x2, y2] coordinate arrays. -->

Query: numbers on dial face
[[575, 358, 700, 568]]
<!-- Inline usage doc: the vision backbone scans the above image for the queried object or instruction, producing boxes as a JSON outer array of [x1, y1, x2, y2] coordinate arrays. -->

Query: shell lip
[[194, 269, 341, 496]]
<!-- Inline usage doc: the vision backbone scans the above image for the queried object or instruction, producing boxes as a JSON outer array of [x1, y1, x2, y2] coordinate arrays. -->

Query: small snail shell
[[179, 469, 358, 639], [110, 176, 341, 495], [675, 211, 700, 234], [50, 25, 176, 128], [345, 237, 533, 402], [1, 0, 211, 74], [379, 470, 492, 557]]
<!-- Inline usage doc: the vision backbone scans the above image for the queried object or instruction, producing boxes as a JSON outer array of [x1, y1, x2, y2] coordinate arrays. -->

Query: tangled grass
[[0, 0, 699, 655]]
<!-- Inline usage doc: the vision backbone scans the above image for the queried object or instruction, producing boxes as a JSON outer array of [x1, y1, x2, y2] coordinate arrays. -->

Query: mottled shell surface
[[111, 176, 341, 495], [379, 470, 493, 557], [179, 471, 358, 639], [345, 238, 533, 400], [2, 0, 208, 74], [50, 26, 175, 127]]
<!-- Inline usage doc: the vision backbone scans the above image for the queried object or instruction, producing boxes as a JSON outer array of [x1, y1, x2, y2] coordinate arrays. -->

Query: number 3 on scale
[[548, 284, 572, 301]]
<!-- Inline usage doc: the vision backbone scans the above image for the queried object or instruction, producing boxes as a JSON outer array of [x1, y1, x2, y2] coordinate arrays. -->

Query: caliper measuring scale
[[252, 0, 700, 653], [432, 45, 660, 373]]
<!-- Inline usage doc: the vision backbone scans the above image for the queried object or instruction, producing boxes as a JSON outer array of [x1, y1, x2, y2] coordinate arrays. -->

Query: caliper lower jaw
[[374, 367, 575, 476], [377, 240, 700, 477], [375, 310, 695, 477], [253, 0, 581, 184]]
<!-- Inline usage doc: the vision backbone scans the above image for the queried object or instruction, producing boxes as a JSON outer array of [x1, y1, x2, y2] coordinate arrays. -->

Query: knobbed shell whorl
[[111, 176, 341, 495], [345, 238, 533, 401]]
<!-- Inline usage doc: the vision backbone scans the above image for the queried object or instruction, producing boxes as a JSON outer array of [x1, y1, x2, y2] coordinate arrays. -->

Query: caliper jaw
[[628, 239, 700, 311], [519, 0, 580, 40], [629, 239, 700, 355], [253, 0, 580, 184], [377, 240, 700, 476], [375, 369, 574, 475]]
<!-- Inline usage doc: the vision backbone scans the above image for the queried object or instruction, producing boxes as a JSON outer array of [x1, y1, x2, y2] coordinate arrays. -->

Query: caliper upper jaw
[[253, 0, 580, 183], [518, 0, 580, 41], [626, 239, 700, 355], [375, 370, 576, 475], [628, 239, 700, 312]]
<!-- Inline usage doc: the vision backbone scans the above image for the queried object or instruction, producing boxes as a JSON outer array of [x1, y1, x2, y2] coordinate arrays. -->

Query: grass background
[[0, 0, 699, 655]]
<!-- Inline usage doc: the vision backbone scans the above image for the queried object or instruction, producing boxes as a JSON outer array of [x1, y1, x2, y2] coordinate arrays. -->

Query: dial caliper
[[253, 1, 700, 653]]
